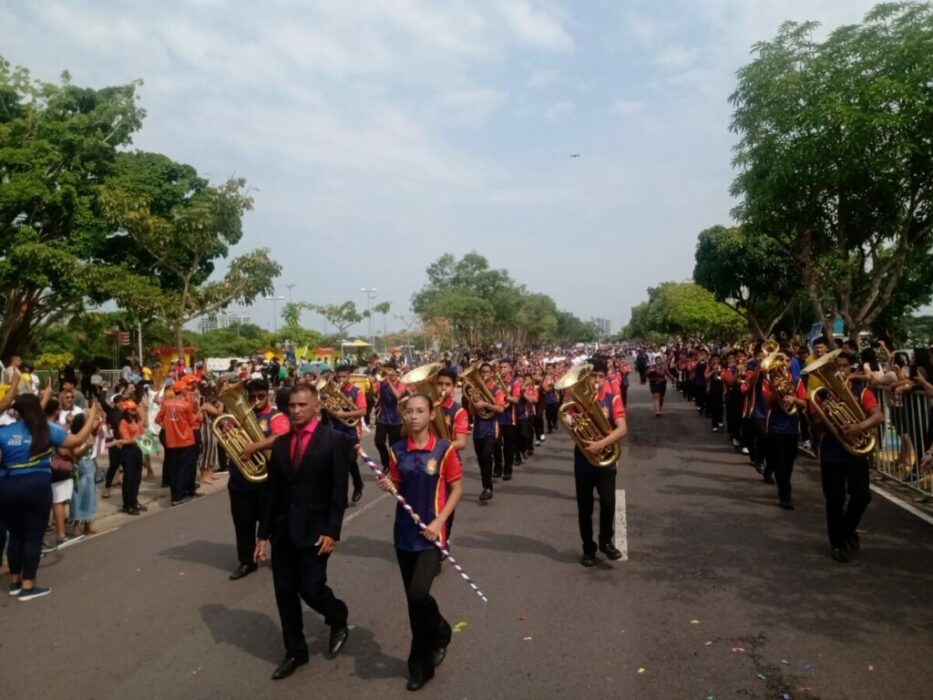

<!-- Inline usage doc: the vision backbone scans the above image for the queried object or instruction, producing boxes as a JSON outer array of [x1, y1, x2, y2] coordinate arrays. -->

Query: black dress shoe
[[502, 473, 512, 481], [351, 487, 363, 503], [763, 475, 775, 484], [479, 488, 493, 502], [831, 547, 849, 563], [492, 469, 502, 479], [599, 543, 623, 561], [406, 674, 433, 691], [431, 645, 447, 667], [121, 506, 140, 516], [271, 656, 307, 680], [847, 532, 860, 551], [325, 625, 349, 659], [779, 500, 795, 510], [581, 553, 597, 567], [229, 563, 258, 580], [134, 503, 149, 512]]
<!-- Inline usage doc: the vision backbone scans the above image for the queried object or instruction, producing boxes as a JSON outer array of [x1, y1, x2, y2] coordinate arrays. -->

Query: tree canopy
[[729, 3, 933, 338], [623, 282, 746, 341]]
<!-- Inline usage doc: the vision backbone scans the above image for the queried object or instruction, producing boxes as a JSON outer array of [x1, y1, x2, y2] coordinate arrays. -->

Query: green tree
[[312, 301, 364, 339], [623, 282, 745, 340], [730, 3, 933, 339], [0, 57, 146, 359]]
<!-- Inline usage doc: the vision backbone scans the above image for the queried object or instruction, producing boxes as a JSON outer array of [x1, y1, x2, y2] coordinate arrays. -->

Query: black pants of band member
[[766, 433, 798, 502], [533, 410, 545, 440], [574, 469, 616, 555], [694, 385, 707, 414], [725, 394, 743, 439], [517, 418, 533, 456], [473, 436, 495, 490], [272, 536, 348, 663], [494, 425, 517, 475], [120, 444, 143, 509], [545, 403, 559, 432], [229, 486, 267, 565], [0, 472, 51, 580], [105, 446, 123, 488], [397, 548, 451, 680], [167, 444, 198, 502], [820, 457, 871, 549], [375, 423, 402, 468], [708, 394, 724, 427]]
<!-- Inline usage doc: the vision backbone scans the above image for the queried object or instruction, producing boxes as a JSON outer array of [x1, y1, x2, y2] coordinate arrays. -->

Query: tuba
[[802, 349, 876, 456], [212, 382, 268, 483], [460, 362, 498, 420], [315, 376, 360, 428], [555, 363, 621, 468], [760, 349, 798, 415], [399, 362, 450, 440]]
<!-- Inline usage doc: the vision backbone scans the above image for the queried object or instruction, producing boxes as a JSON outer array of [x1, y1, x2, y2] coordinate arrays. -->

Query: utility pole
[[360, 287, 377, 351]]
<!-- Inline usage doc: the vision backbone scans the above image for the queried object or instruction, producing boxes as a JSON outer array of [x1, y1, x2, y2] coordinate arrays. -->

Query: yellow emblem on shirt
[[425, 458, 438, 475]]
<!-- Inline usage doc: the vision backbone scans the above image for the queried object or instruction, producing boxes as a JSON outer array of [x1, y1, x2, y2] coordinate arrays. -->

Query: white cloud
[[611, 99, 645, 116], [498, 0, 575, 52], [528, 68, 560, 87], [439, 88, 508, 123], [545, 100, 574, 121], [654, 46, 699, 71]]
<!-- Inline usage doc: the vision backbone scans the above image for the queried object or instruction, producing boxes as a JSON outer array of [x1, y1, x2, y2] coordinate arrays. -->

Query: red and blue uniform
[[496, 376, 521, 427], [472, 384, 504, 439], [440, 397, 469, 442], [388, 435, 462, 551], [375, 380, 407, 426], [572, 384, 625, 475], [763, 374, 807, 435], [817, 382, 878, 463], [328, 383, 366, 443]]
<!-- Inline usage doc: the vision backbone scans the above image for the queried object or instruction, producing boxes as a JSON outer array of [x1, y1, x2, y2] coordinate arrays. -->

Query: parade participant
[[255, 384, 351, 681], [724, 350, 745, 448], [517, 373, 537, 459], [531, 369, 546, 446], [706, 353, 725, 432], [635, 349, 649, 384], [494, 359, 522, 478], [814, 352, 884, 563], [325, 366, 367, 502], [693, 348, 709, 416], [378, 393, 463, 691], [471, 362, 505, 502], [0, 389, 100, 601], [155, 376, 201, 506], [542, 367, 560, 434], [761, 359, 808, 510], [569, 357, 628, 567], [646, 356, 671, 416], [436, 368, 468, 452], [117, 400, 148, 515], [373, 363, 407, 468]]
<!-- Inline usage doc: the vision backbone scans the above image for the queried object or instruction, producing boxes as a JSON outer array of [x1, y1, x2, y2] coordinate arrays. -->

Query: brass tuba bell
[[211, 382, 269, 483], [460, 362, 499, 420], [399, 362, 450, 440], [802, 349, 876, 457], [555, 363, 621, 468], [315, 376, 361, 428]]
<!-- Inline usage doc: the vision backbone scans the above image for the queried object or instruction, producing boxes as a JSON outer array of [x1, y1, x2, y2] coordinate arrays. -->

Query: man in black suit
[[255, 383, 352, 681]]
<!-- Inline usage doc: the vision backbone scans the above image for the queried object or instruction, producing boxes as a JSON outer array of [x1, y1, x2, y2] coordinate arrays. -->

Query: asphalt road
[[3, 383, 932, 700]]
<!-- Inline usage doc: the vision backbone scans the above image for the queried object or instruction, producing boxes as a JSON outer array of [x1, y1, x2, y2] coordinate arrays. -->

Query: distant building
[[199, 311, 252, 333], [592, 317, 611, 338]]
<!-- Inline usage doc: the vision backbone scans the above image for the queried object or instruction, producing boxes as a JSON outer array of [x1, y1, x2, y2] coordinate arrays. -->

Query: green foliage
[[730, 3, 933, 336], [412, 252, 593, 345], [312, 301, 364, 338], [623, 282, 746, 341]]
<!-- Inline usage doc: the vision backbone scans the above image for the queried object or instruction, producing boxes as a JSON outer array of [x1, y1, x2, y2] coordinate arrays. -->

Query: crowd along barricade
[[872, 387, 932, 497]]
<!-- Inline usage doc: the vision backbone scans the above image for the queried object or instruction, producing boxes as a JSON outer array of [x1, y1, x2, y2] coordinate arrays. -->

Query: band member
[[542, 368, 560, 434], [373, 363, 407, 468], [255, 384, 351, 681], [761, 360, 808, 509], [155, 377, 201, 506], [706, 354, 725, 432], [471, 362, 505, 502], [325, 365, 366, 503], [517, 373, 537, 459], [693, 348, 709, 416], [436, 369, 468, 452], [814, 352, 884, 562], [646, 356, 671, 416], [227, 379, 289, 580], [379, 393, 463, 691], [569, 357, 628, 567], [531, 369, 546, 445], [494, 359, 522, 478], [723, 350, 745, 448]]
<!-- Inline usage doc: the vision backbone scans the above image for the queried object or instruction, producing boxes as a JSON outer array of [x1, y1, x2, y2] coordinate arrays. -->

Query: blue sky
[[0, 0, 883, 335]]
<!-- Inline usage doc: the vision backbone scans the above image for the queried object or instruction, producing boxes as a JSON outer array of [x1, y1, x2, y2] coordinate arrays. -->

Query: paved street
[[3, 383, 933, 700]]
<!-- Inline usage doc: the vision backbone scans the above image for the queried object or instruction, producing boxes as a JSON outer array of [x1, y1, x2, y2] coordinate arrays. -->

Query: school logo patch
[[259, 419, 269, 432], [425, 458, 438, 476]]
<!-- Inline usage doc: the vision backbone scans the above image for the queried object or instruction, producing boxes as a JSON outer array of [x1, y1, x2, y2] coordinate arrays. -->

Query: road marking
[[615, 488, 628, 561], [869, 484, 933, 527], [344, 491, 391, 525]]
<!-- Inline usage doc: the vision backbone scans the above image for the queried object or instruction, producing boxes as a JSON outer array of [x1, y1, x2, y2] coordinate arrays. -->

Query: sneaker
[[41, 539, 58, 554], [741, 447, 750, 455], [8, 582, 22, 596], [802, 440, 812, 451], [732, 439, 741, 448], [541, 434, 546, 442], [712, 426, 720, 433], [535, 440, 541, 447], [56, 534, 84, 549], [18, 586, 52, 602]]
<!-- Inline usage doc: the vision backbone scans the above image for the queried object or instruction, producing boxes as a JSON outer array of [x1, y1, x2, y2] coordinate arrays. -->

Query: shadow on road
[[454, 530, 579, 564], [201, 603, 282, 663], [160, 539, 236, 572]]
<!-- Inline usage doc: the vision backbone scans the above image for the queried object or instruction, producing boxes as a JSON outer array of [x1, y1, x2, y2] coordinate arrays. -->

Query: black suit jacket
[[258, 422, 351, 548]]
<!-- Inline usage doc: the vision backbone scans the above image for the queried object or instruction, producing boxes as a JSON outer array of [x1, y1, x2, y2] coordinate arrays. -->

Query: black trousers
[[726, 393, 743, 441], [168, 444, 198, 502], [574, 469, 616, 555], [708, 393, 724, 427], [271, 535, 348, 662], [120, 444, 143, 509], [229, 487, 266, 565], [494, 424, 518, 475], [820, 457, 872, 549], [517, 418, 533, 456], [397, 548, 451, 680], [375, 423, 402, 468], [0, 472, 51, 580], [694, 384, 708, 415], [473, 436, 495, 490], [105, 446, 123, 488], [766, 433, 798, 502], [545, 404, 559, 432], [533, 410, 544, 441]]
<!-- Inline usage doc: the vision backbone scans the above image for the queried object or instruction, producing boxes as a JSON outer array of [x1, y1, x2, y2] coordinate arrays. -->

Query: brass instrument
[[761, 339, 780, 356], [399, 362, 450, 440], [802, 349, 876, 456], [315, 376, 361, 428], [555, 364, 621, 468], [760, 349, 798, 415], [460, 363, 499, 420], [211, 382, 268, 483]]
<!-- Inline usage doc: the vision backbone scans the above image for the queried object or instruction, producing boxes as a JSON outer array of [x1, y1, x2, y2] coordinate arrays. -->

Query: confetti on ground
[[706, 696, 714, 700], [690, 619, 700, 624], [731, 647, 746, 654], [804, 664, 813, 671], [757, 673, 767, 681], [868, 665, 875, 672], [518, 616, 525, 621], [523, 636, 533, 641], [347, 624, 357, 630], [800, 687, 813, 694], [705, 641, 713, 647], [781, 659, 790, 665], [781, 694, 791, 700], [637, 667, 646, 675], [452, 621, 468, 633]]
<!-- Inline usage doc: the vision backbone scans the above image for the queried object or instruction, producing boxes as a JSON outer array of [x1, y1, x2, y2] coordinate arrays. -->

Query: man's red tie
[[292, 433, 305, 471]]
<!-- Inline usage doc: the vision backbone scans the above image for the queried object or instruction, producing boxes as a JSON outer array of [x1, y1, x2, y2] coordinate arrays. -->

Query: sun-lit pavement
[[3, 383, 932, 699]]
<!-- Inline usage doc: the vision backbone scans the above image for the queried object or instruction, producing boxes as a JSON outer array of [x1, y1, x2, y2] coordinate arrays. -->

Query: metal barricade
[[872, 387, 932, 496]]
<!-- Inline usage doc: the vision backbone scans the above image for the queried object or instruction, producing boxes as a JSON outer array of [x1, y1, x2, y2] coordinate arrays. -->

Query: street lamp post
[[265, 295, 285, 333], [285, 283, 296, 303], [360, 287, 377, 352]]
